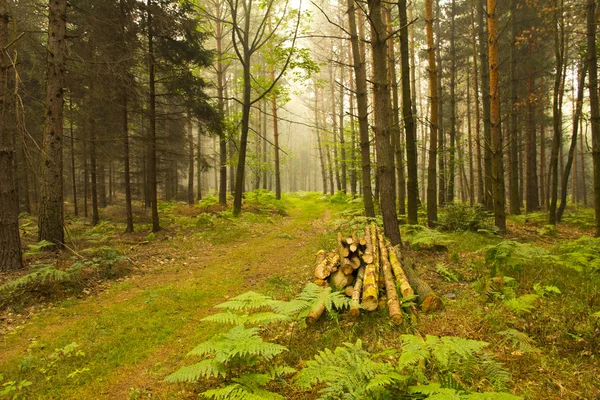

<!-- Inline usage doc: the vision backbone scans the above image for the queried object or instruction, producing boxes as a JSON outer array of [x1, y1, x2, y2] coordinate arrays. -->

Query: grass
[[1, 196, 599, 399]]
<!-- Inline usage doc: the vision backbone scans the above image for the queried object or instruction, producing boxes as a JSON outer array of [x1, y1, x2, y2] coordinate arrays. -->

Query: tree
[[38, 0, 67, 248], [398, 0, 418, 224], [0, 0, 23, 271], [346, 0, 375, 218], [367, 0, 401, 246], [587, 0, 600, 237], [226, 0, 300, 215], [487, 0, 505, 231], [425, 0, 439, 227], [508, 0, 520, 215]]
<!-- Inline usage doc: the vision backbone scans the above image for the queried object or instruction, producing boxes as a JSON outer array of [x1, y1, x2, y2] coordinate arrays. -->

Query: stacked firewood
[[308, 222, 442, 325]]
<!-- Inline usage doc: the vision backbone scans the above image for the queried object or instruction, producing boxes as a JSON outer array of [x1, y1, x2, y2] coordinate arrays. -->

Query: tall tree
[[346, 0, 375, 217], [38, 0, 67, 248], [448, 0, 457, 203], [587, 0, 600, 237], [367, 0, 401, 245], [508, 0, 520, 215], [478, 0, 492, 210], [0, 0, 23, 271], [487, 0, 505, 231], [398, 0, 418, 224], [425, 0, 439, 227]]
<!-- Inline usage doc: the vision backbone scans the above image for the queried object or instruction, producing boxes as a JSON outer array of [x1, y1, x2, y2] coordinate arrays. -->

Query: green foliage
[[498, 329, 539, 354], [0, 266, 70, 295], [294, 340, 407, 400], [408, 383, 521, 399], [537, 225, 557, 237], [482, 240, 555, 275], [0, 375, 32, 400], [554, 236, 600, 273], [437, 264, 461, 282], [244, 190, 287, 215], [23, 240, 56, 256], [532, 283, 561, 297], [328, 191, 353, 204], [503, 294, 539, 316], [438, 203, 494, 233], [165, 325, 288, 399], [403, 227, 453, 251]]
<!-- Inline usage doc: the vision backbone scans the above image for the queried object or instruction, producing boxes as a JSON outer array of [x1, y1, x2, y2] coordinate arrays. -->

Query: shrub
[[438, 202, 494, 232]]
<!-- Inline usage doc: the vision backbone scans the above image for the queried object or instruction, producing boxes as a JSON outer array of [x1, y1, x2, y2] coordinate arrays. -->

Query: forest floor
[[0, 192, 599, 399]]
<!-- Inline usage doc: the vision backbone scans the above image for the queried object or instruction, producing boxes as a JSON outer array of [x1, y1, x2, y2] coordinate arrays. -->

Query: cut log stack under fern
[[310, 223, 442, 325]]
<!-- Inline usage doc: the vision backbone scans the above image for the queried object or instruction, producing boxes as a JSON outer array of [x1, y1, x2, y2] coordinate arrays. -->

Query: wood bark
[[487, 0, 506, 232], [448, 0, 457, 203], [0, 0, 23, 271], [147, 0, 160, 232], [379, 234, 402, 324], [306, 287, 330, 325], [508, 0, 520, 215], [398, 0, 418, 224], [391, 248, 442, 313], [469, 0, 484, 204], [557, 62, 587, 222], [350, 265, 365, 317], [587, 0, 600, 237], [188, 117, 195, 205], [367, 0, 401, 246], [478, 0, 492, 210], [38, 0, 67, 248], [435, 0, 445, 207], [425, 0, 438, 227], [346, 0, 375, 217]]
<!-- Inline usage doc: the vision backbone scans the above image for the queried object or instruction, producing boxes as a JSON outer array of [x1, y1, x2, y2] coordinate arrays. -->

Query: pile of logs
[[308, 223, 442, 325]]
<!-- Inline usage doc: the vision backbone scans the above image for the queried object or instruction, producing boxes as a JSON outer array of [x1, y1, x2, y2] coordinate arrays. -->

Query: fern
[[482, 241, 557, 275], [437, 264, 461, 282], [271, 283, 351, 322], [201, 311, 291, 326], [497, 329, 539, 354], [555, 236, 600, 273], [409, 384, 521, 399], [405, 228, 453, 251], [23, 240, 56, 256], [295, 339, 407, 399], [214, 291, 278, 312], [503, 294, 539, 316], [202, 381, 283, 400], [0, 266, 70, 294]]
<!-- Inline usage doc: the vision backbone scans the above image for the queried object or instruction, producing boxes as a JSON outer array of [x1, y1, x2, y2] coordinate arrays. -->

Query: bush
[[438, 202, 493, 232]]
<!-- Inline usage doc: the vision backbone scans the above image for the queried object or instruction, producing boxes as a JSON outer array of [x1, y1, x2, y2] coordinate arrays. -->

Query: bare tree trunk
[[508, 0, 520, 215], [69, 100, 78, 216], [147, 0, 160, 231], [0, 0, 23, 270], [580, 117, 588, 206], [214, 2, 227, 206], [436, 0, 445, 206], [478, 0, 492, 210], [425, 0, 438, 227], [448, 0, 457, 203], [123, 91, 133, 232], [347, 0, 375, 217], [38, 0, 67, 248], [90, 118, 99, 226], [487, 0, 506, 231], [558, 61, 587, 222], [314, 84, 327, 195], [368, 0, 401, 245], [398, 0, 418, 223], [526, 68, 539, 212], [188, 117, 195, 204], [587, 0, 600, 236], [466, 66, 475, 205], [339, 36, 347, 194], [470, 0, 484, 204], [348, 42, 358, 196]]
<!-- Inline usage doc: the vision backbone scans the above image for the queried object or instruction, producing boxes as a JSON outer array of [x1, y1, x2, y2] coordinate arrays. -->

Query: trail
[[0, 198, 333, 399]]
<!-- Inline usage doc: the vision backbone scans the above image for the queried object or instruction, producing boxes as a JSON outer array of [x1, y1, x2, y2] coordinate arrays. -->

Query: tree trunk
[[425, 0, 439, 227], [147, 0, 160, 231], [448, 0, 457, 203], [314, 84, 328, 195], [466, 66, 475, 205], [587, 0, 600, 237], [478, 0, 492, 210], [90, 118, 100, 226], [0, 0, 23, 271], [549, 0, 564, 225], [398, 0, 418, 224], [508, 0, 520, 215], [436, 0, 445, 207], [470, 0, 484, 204], [38, 0, 67, 248], [188, 117, 195, 205], [123, 90, 134, 233], [487, 0, 506, 231], [339, 39, 347, 194], [367, 0, 401, 246], [558, 62, 587, 222], [526, 67, 539, 212], [347, 0, 375, 217]]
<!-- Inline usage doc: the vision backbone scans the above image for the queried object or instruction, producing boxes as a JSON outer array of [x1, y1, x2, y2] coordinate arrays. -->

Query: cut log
[[331, 269, 355, 290], [345, 236, 354, 246], [391, 247, 443, 313], [337, 232, 350, 259], [313, 279, 328, 287], [362, 226, 374, 265], [349, 233, 359, 253], [374, 226, 385, 289], [306, 287, 331, 325], [344, 285, 354, 297], [350, 265, 365, 317], [349, 253, 361, 270], [359, 237, 367, 247], [313, 250, 328, 279], [341, 258, 355, 275], [314, 251, 340, 280], [387, 247, 415, 298], [379, 234, 403, 325]]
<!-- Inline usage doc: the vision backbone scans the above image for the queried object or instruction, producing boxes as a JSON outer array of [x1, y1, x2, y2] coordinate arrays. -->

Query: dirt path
[[0, 198, 333, 399]]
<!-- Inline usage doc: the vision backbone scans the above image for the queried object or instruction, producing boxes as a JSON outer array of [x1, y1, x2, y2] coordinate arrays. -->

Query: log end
[[313, 279, 329, 287], [361, 297, 378, 311], [350, 307, 361, 318], [390, 313, 403, 325], [421, 295, 444, 313]]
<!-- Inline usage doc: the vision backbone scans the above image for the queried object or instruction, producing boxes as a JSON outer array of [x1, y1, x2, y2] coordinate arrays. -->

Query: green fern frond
[[23, 240, 56, 256], [429, 336, 488, 367], [498, 329, 539, 354], [201, 383, 284, 400], [295, 339, 405, 399], [164, 358, 225, 382], [464, 392, 522, 399], [214, 291, 277, 311], [0, 267, 70, 294], [202, 311, 290, 326], [503, 294, 539, 316], [398, 335, 429, 370]]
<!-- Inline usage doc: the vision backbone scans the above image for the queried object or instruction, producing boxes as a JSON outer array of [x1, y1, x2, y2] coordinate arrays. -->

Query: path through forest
[[0, 197, 332, 399]]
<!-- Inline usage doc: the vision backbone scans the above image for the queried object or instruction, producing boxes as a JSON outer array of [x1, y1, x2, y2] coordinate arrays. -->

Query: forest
[[0, 0, 599, 398]]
